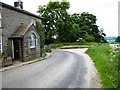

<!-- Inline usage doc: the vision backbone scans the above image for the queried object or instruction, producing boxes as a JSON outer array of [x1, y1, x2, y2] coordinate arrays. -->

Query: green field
[[86, 44, 119, 88]]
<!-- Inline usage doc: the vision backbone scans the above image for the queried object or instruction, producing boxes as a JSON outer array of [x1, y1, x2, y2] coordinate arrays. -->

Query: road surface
[[2, 49, 100, 88]]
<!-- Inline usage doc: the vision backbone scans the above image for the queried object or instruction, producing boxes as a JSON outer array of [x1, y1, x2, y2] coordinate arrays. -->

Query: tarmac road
[[2, 49, 100, 88]]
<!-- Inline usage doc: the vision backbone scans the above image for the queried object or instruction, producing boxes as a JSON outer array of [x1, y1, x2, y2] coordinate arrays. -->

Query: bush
[[84, 34, 94, 42], [50, 43, 64, 49], [79, 39, 86, 44], [115, 36, 120, 43], [44, 45, 52, 52]]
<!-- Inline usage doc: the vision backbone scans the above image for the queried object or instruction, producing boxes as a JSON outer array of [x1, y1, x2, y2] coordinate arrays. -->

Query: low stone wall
[[0, 57, 12, 68]]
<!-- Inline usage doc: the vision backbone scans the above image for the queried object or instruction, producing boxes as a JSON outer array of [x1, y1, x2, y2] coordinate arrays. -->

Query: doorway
[[13, 39, 23, 61]]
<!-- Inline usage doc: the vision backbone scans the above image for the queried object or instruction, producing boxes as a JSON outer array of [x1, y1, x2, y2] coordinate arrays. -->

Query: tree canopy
[[37, 0, 106, 44], [115, 36, 120, 43]]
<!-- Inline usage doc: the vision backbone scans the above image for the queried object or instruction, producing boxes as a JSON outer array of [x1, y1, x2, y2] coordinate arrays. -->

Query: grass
[[50, 42, 95, 49], [86, 43, 119, 88]]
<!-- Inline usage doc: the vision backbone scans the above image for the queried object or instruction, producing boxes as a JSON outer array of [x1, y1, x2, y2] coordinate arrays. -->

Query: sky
[[0, 0, 119, 36]]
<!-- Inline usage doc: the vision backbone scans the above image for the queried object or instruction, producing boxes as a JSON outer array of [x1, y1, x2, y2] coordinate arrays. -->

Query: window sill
[[30, 46, 35, 49]]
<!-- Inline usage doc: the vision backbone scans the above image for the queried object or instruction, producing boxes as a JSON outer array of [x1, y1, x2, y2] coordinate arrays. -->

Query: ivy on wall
[[36, 21, 45, 56]]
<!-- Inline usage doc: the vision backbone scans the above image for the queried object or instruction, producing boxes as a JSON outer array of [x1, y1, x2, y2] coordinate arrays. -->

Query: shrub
[[115, 36, 120, 43]]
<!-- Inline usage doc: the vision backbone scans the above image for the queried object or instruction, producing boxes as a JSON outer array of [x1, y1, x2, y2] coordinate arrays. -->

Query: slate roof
[[10, 24, 32, 38], [0, 2, 42, 20]]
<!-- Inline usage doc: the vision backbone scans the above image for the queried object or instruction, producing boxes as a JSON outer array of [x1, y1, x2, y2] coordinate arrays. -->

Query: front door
[[13, 39, 23, 60], [13, 39, 20, 59]]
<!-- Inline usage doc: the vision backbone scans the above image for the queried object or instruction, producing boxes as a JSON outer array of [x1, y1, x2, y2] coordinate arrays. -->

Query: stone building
[[0, 0, 42, 67]]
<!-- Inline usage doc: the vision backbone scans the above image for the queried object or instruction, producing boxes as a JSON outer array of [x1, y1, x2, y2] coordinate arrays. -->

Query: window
[[0, 35, 2, 53], [30, 18, 36, 26], [0, 19, 1, 27], [29, 33, 36, 48], [0, 12, 1, 18], [0, 12, 1, 27]]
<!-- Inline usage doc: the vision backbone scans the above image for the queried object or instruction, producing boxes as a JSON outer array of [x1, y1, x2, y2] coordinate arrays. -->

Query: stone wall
[[2, 7, 41, 54], [0, 52, 12, 68], [1, 5, 41, 66], [23, 25, 40, 61], [1, 57, 12, 68]]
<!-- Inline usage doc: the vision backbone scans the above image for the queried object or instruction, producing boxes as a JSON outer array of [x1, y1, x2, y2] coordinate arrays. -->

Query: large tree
[[71, 12, 106, 42], [37, 1, 106, 44], [38, 0, 72, 44]]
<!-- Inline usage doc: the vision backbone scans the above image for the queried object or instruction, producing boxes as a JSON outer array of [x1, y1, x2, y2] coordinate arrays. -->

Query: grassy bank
[[86, 44, 119, 88], [50, 42, 95, 49]]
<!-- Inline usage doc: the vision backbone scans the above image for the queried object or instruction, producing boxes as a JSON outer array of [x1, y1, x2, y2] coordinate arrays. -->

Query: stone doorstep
[[0, 53, 51, 72]]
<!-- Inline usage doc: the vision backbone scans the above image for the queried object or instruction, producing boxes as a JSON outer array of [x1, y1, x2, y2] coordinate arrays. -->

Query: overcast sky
[[0, 0, 119, 36]]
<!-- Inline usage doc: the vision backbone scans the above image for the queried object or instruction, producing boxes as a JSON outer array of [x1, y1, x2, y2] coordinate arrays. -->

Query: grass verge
[[50, 42, 95, 49], [86, 44, 119, 88]]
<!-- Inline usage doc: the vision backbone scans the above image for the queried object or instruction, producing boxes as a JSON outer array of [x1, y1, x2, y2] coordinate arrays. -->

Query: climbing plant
[[36, 21, 45, 56]]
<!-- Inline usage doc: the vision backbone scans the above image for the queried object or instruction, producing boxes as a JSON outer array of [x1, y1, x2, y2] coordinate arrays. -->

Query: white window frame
[[0, 19, 1, 27], [29, 32, 36, 48], [12, 40, 14, 59], [0, 35, 2, 53], [0, 11, 1, 28]]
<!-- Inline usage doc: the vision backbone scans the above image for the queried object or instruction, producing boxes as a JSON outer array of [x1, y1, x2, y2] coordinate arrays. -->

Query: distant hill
[[105, 36, 117, 43], [105, 36, 117, 40]]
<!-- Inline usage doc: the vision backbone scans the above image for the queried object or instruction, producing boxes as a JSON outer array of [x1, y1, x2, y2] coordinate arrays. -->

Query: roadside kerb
[[0, 53, 51, 72]]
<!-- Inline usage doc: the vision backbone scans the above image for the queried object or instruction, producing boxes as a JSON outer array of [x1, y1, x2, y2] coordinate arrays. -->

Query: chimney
[[14, 0, 23, 9]]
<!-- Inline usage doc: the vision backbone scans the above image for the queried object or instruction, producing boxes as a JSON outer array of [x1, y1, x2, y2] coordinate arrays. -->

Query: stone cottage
[[0, 0, 42, 67]]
